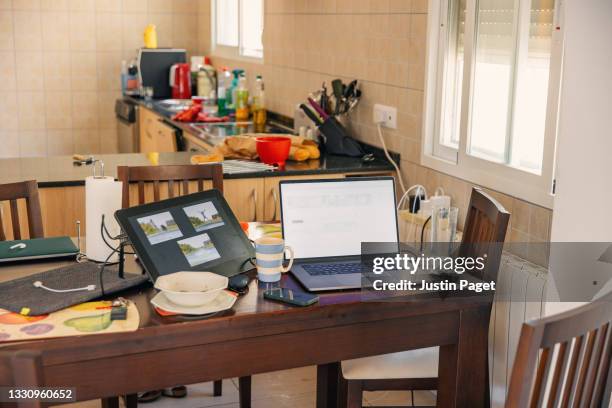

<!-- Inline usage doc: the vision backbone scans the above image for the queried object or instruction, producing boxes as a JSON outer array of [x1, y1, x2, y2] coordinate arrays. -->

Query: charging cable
[[33, 281, 96, 293], [376, 121, 406, 194]]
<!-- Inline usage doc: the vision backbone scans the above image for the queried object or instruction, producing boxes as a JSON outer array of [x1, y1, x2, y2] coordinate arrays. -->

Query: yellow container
[[143, 24, 157, 49]]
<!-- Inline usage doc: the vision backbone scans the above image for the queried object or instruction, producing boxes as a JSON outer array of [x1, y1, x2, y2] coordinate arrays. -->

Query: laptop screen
[[280, 178, 398, 259]]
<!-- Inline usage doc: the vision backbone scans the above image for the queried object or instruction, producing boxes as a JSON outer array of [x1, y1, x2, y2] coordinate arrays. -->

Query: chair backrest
[[460, 187, 510, 282], [506, 291, 612, 407], [117, 164, 224, 209], [0, 180, 44, 241]]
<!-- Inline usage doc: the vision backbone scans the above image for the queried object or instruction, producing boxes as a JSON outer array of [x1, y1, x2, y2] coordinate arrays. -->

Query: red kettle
[[169, 63, 191, 99]]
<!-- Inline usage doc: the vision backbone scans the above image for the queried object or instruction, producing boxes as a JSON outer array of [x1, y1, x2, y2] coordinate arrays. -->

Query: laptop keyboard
[[302, 263, 362, 276]]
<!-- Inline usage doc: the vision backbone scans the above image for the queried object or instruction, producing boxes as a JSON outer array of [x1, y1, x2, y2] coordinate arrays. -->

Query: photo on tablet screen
[[137, 212, 183, 245], [183, 201, 225, 232], [177, 233, 221, 267]]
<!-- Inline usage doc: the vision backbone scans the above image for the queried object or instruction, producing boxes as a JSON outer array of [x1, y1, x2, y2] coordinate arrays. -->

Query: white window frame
[[211, 0, 264, 62], [422, 0, 564, 209]]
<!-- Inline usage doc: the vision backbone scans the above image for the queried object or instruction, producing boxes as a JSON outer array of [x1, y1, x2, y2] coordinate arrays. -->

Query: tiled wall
[[0, 0, 206, 158], [199, 0, 553, 260]]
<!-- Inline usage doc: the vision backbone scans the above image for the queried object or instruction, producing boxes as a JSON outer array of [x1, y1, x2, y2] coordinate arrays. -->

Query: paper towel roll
[[86, 176, 123, 262]]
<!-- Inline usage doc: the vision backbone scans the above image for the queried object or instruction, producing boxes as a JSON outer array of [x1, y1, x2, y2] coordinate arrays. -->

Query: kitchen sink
[[156, 99, 193, 112]]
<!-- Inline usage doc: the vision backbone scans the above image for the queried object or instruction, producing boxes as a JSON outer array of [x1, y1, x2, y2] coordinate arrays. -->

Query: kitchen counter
[[0, 152, 396, 188]]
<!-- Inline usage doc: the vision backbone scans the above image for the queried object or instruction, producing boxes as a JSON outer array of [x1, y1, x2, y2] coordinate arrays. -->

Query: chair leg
[[346, 380, 363, 408], [337, 373, 348, 408], [213, 379, 223, 396], [238, 375, 251, 408], [123, 394, 138, 408], [101, 397, 119, 408]]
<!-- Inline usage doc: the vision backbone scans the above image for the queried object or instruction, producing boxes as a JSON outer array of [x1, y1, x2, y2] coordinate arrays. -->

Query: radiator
[[489, 253, 548, 407]]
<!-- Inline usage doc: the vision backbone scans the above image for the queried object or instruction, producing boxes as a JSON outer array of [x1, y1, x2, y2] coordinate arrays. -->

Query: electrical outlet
[[373, 104, 397, 129]]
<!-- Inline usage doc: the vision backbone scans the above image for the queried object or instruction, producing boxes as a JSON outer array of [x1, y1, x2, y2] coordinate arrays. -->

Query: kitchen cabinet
[[224, 179, 264, 222], [139, 108, 177, 153], [262, 174, 345, 222]]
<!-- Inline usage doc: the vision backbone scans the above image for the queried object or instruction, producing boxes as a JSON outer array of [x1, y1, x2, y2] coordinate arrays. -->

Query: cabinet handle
[[271, 189, 278, 221], [251, 188, 257, 221]]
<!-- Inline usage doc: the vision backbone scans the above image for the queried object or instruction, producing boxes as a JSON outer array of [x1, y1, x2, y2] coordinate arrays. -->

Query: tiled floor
[[58, 366, 436, 407]]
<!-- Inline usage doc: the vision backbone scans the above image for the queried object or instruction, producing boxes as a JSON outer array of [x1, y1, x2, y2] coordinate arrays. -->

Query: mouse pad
[[0, 262, 148, 316]]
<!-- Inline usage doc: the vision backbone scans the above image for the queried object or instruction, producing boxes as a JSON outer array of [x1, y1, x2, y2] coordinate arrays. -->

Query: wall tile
[[95, 12, 123, 51], [389, 0, 411, 13], [13, 11, 43, 50], [15, 51, 44, 90], [0, 0, 12, 9], [43, 51, 71, 91], [95, 0, 120, 12], [0, 12, 14, 50], [0, 92, 19, 130], [96, 51, 122, 91], [12, 0, 40, 10], [40, 0, 68, 10], [0, 131, 20, 158], [17, 91, 46, 130], [69, 11, 96, 50], [41, 11, 71, 51], [121, 13, 148, 52], [46, 129, 73, 155], [71, 91, 98, 129], [172, 0, 197, 13], [68, 0, 94, 11], [19, 129, 47, 157], [70, 52, 97, 91], [73, 128, 99, 153], [148, 0, 172, 13], [0, 52, 17, 90], [100, 127, 118, 153], [44, 91, 72, 129], [121, 0, 146, 13]]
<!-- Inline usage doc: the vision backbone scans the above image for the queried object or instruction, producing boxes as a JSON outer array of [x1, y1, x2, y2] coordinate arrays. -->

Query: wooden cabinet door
[[139, 108, 177, 153], [152, 120, 177, 152], [223, 179, 264, 222], [139, 108, 158, 153], [262, 174, 345, 222]]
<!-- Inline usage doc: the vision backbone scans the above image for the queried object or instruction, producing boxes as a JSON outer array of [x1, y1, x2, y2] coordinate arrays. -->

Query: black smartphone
[[263, 288, 319, 307]]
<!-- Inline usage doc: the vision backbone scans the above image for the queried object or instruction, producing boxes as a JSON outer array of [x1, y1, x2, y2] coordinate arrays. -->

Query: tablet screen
[[116, 190, 254, 280]]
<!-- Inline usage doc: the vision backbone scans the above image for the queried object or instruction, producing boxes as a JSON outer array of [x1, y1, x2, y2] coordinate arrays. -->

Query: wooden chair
[[117, 163, 251, 407], [117, 164, 224, 209], [0, 180, 44, 241], [506, 290, 612, 407], [339, 187, 510, 407]]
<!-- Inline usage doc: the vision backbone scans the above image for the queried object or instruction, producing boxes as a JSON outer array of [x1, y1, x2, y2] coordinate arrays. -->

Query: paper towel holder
[[92, 159, 105, 179]]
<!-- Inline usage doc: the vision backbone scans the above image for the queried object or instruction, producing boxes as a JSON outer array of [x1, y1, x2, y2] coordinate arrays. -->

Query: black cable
[[100, 215, 135, 255], [420, 215, 432, 253], [99, 246, 120, 296]]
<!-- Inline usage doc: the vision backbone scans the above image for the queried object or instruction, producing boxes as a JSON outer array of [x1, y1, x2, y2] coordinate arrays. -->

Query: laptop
[[279, 177, 398, 291]]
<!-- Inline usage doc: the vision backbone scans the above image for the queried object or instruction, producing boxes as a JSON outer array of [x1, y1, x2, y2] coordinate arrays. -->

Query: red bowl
[[256, 136, 292, 166]]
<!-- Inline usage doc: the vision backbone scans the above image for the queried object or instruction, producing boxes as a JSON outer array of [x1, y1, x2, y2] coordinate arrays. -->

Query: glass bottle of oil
[[252, 75, 267, 129], [235, 74, 250, 121]]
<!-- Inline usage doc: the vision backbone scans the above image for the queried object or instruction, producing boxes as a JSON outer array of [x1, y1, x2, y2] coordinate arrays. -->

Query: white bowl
[[154, 272, 228, 307]]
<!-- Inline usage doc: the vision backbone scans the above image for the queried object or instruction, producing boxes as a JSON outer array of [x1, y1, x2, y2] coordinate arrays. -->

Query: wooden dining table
[[0, 225, 492, 408]]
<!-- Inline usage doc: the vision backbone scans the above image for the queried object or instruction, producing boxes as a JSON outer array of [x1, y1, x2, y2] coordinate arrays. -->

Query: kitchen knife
[[300, 103, 323, 126], [307, 97, 329, 120]]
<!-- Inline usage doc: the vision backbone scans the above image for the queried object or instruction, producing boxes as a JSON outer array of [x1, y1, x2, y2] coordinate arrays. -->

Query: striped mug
[[254, 236, 294, 283]]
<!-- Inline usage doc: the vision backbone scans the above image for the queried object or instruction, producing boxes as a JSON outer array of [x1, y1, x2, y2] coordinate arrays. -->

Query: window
[[423, 0, 563, 208], [212, 0, 264, 60]]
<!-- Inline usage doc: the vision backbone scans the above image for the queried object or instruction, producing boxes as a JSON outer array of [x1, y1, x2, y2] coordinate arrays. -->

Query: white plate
[[151, 290, 237, 316]]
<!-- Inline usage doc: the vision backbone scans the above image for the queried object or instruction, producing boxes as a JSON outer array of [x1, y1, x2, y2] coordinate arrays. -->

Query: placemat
[[0, 262, 149, 315], [0, 300, 140, 343]]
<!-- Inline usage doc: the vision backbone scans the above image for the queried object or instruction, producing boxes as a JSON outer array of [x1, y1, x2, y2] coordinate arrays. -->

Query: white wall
[[547, 0, 612, 312]]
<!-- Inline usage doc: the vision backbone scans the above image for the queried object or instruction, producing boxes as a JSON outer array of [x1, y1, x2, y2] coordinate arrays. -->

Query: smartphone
[[263, 288, 319, 307]]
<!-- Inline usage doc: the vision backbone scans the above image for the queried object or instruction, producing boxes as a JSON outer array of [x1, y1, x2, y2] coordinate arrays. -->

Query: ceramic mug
[[254, 236, 294, 283]]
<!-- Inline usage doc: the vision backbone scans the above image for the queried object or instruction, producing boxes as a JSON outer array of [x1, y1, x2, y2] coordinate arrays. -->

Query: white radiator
[[489, 253, 548, 407]]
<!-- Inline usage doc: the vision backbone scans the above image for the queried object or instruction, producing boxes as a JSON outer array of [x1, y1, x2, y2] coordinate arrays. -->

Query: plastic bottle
[[228, 69, 243, 111], [217, 67, 231, 116], [120, 60, 128, 95], [197, 57, 217, 100], [143, 24, 157, 49], [252, 75, 266, 126], [235, 74, 250, 121]]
